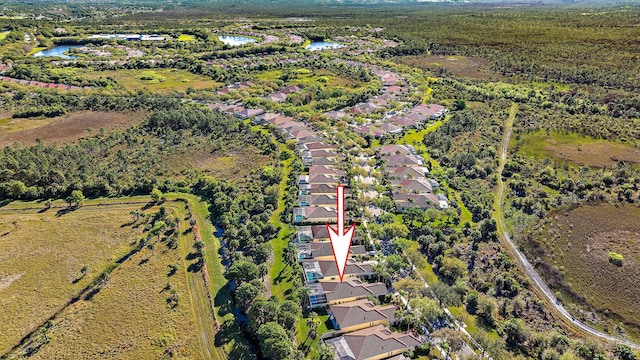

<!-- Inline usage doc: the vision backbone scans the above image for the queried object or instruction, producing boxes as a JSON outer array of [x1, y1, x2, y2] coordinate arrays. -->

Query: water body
[[32, 45, 82, 59], [305, 41, 344, 51], [219, 35, 257, 46]]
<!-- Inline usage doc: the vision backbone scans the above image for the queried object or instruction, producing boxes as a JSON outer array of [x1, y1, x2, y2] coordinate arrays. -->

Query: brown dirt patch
[[546, 141, 640, 167], [529, 204, 640, 333], [0, 111, 145, 146], [393, 55, 501, 80]]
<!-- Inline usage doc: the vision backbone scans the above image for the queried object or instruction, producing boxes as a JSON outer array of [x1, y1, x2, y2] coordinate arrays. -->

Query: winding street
[[493, 103, 640, 350]]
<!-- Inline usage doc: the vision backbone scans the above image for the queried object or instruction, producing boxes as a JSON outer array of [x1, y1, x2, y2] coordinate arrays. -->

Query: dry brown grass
[[0, 111, 145, 146], [517, 131, 640, 168], [31, 203, 201, 359], [165, 147, 271, 183], [545, 141, 640, 167], [528, 204, 640, 338], [0, 204, 143, 354], [393, 55, 500, 80]]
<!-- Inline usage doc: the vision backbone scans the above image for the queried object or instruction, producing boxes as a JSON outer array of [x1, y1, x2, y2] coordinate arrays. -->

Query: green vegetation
[[1, 2, 640, 359], [178, 34, 196, 41]]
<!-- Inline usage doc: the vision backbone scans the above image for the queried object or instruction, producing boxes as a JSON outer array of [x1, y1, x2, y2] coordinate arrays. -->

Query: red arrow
[[327, 185, 356, 282]]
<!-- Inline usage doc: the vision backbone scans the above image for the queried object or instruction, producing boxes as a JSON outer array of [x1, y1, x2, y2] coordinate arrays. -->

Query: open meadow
[[50, 68, 222, 93], [526, 204, 640, 340], [516, 131, 640, 168], [0, 197, 227, 359], [0, 202, 144, 354], [0, 111, 145, 146]]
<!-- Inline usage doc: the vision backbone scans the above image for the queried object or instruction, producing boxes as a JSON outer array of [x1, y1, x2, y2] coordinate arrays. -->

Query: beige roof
[[330, 299, 396, 330], [322, 278, 387, 303], [327, 325, 421, 360]]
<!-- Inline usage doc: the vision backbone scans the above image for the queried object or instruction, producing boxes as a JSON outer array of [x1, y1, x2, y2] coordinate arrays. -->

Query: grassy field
[[268, 155, 295, 300], [178, 34, 196, 41], [516, 130, 640, 167], [0, 194, 249, 359], [27, 199, 206, 359], [256, 68, 361, 89], [52, 68, 221, 93], [0, 111, 145, 146], [0, 31, 9, 41], [526, 204, 640, 340], [393, 55, 500, 81], [167, 193, 253, 360], [0, 202, 145, 355]]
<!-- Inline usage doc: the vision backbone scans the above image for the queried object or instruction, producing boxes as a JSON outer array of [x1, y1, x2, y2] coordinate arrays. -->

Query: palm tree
[[303, 312, 319, 346]]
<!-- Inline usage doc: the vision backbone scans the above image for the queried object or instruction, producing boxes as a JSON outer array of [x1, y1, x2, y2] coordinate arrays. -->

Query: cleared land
[[527, 204, 640, 338], [0, 203, 143, 354], [0, 111, 145, 146], [393, 55, 499, 80], [516, 131, 640, 167]]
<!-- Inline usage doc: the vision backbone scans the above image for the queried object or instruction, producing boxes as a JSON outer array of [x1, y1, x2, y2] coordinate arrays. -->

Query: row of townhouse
[[207, 75, 422, 360], [0, 75, 90, 91], [353, 103, 448, 139], [378, 144, 448, 210], [261, 85, 301, 103], [207, 102, 265, 120], [325, 61, 409, 123], [283, 116, 420, 360]]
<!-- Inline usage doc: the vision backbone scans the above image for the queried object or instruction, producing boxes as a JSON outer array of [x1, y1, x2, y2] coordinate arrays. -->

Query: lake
[[32, 45, 83, 59], [219, 35, 257, 46], [305, 41, 344, 51]]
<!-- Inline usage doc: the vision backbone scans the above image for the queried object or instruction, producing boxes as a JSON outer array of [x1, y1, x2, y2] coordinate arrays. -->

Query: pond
[[32, 45, 83, 59], [305, 41, 344, 51], [219, 35, 257, 46]]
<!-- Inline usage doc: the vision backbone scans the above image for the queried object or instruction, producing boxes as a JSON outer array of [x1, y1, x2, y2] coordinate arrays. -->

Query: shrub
[[608, 251, 624, 267]]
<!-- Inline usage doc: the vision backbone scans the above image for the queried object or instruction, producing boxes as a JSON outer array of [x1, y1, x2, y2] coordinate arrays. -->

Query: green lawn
[[399, 120, 445, 154], [178, 34, 196, 41], [166, 193, 252, 360], [268, 154, 295, 299]]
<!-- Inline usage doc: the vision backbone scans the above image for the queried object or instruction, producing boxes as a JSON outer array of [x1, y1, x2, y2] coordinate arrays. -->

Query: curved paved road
[[494, 103, 640, 350]]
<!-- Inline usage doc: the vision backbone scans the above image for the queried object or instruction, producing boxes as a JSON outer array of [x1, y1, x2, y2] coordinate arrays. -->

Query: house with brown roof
[[378, 145, 413, 157], [391, 179, 433, 194], [388, 166, 427, 180], [311, 157, 339, 166], [382, 155, 423, 168], [325, 325, 421, 360], [297, 241, 366, 261], [293, 206, 337, 225], [298, 194, 337, 207], [308, 278, 388, 308], [309, 165, 345, 177], [308, 174, 339, 185], [393, 193, 440, 211], [310, 149, 342, 160], [303, 259, 375, 283], [305, 142, 339, 151], [329, 299, 397, 333], [310, 184, 352, 196]]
